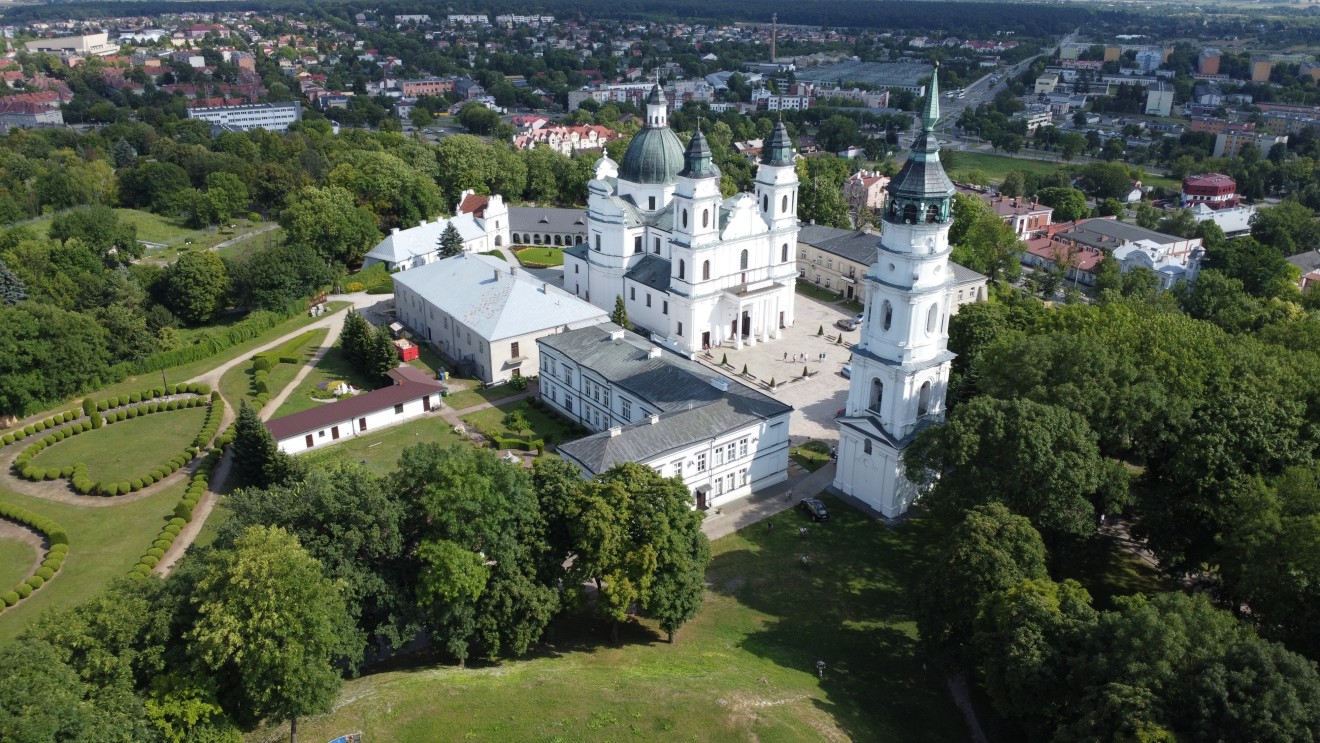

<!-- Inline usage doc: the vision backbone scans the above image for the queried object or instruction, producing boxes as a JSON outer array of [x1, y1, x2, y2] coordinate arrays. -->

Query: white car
[[841, 364, 852, 379]]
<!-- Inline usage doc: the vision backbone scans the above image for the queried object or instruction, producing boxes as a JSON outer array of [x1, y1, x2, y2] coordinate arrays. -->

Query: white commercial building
[[392, 253, 608, 383], [364, 190, 511, 271], [25, 32, 118, 57], [186, 101, 302, 132], [563, 85, 800, 357], [834, 69, 957, 519], [541, 323, 792, 510], [266, 367, 444, 454]]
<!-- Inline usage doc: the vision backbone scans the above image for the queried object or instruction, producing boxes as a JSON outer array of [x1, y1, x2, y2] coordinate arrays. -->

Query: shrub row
[[130, 450, 221, 578], [193, 396, 225, 448], [489, 436, 546, 454], [256, 330, 319, 366], [124, 304, 304, 376], [0, 385, 215, 450], [0, 503, 69, 612], [0, 408, 80, 449]]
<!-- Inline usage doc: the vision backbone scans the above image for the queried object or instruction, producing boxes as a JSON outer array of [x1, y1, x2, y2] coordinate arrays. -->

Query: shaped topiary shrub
[[14, 583, 31, 599], [25, 575, 43, 590], [2, 591, 19, 607], [35, 567, 53, 581]]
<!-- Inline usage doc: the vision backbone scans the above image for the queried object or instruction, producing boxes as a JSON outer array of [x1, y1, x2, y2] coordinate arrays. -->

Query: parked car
[[854, 312, 864, 324], [800, 498, 829, 521], [835, 317, 859, 331], [841, 364, 852, 379]]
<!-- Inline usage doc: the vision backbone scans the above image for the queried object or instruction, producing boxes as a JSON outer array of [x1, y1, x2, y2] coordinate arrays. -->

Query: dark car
[[834, 318, 859, 331], [800, 498, 828, 521]]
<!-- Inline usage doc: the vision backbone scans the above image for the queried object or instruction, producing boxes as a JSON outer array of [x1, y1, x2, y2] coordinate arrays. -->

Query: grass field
[[28, 407, 208, 484], [16, 208, 193, 245], [949, 151, 1181, 191], [0, 483, 186, 645], [218, 328, 327, 411], [300, 415, 466, 476], [461, 399, 575, 447], [253, 498, 964, 743], [442, 381, 524, 412], [273, 345, 380, 418], [0, 538, 36, 593], [789, 441, 832, 472], [23, 302, 349, 424], [214, 225, 283, 263], [513, 246, 564, 267]]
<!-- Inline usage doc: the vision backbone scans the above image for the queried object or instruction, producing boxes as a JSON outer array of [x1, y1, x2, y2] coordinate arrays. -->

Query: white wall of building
[[275, 393, 441, 454]]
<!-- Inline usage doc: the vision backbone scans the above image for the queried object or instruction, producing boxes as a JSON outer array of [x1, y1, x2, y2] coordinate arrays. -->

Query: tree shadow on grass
[[704, 496, 966, 741]]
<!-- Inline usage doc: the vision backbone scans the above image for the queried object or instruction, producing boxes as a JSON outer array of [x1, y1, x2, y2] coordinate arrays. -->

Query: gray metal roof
[[619, 125, 685, 185], [1060, 218, 1181, 248], [625, 254, 672, 292], [392, 253, 608, 341], [547, 323, 792, 474], [508, 206, 588, 235], [797, 223, 987, 286]]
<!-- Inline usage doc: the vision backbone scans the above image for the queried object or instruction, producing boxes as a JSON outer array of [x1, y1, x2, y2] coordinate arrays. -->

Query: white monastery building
[[540, 323, 792, 510], [185, 101, 302, 132], [267, 366, 444, 454], [364, 190, 512, 270], [833, 68, 957, 519], [392, 253, 608, 383], [563, 85, 801, 356]]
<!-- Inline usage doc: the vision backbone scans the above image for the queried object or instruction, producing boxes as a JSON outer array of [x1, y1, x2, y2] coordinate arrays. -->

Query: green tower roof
[[619, 85, 684, 185], [886, 64, 954, 203]]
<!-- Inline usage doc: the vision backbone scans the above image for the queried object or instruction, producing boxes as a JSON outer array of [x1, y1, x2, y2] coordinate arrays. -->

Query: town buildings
[[563, 85, 800, 356], [392, 253, 608, 383], [843, 171, 889, 211], [1181, 173, 1240, 210], [539, 323, 792, 510], [1024, 219, 1204, 289], [364, 192, 511, 270], [832, 71, 956, 519], [185, 101, 301, 132]]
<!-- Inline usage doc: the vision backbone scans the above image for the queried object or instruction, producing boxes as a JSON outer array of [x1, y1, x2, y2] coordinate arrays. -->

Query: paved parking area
[[693, 292, 856, 444]]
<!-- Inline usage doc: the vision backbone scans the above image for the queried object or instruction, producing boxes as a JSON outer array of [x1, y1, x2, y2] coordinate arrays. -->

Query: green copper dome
[[619, 126, 684, 185]]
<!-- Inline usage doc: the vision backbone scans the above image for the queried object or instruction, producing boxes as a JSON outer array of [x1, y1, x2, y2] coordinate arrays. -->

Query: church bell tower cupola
[[883, 64, 955, 232], [645, 84, 668, 128], [754, 120, 799, 233], [675, 125, 722, 246]]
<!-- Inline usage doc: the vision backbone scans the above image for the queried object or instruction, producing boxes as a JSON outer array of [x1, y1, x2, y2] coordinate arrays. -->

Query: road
[[938, 30, 1079, 128]]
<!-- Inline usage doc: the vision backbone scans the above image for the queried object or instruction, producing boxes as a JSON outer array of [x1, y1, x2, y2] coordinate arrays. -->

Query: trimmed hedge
[[0, 503, 69, 613], [130, 449, 221, 577], [122, 304, 304, 376]]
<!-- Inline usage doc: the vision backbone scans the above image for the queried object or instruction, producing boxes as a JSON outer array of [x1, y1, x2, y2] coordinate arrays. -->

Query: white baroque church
[[562, 85, 800, 356], [833, 69, 957, 518]]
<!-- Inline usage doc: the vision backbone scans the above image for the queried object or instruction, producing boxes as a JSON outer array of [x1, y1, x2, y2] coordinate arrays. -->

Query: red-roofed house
[[512, 124, 620, 156], [266, 366, 445, 454], [843, 170, 890, 211]]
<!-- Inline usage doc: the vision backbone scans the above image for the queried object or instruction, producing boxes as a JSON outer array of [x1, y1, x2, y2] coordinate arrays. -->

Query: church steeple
[[679, 124, 719, 179], [761, 120, 793, 166], [884, 63, 955, 225]]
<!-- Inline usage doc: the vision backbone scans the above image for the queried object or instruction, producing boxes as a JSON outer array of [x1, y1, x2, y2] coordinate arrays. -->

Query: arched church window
[[782, 194, 788, 212], [682, 209, 688, 228], [926, 204, 939, 223], [762, 195, 769, 213], [702, 261, 710, 280], [781, 244, 789, 263], [863, 439, 872, 455], [702, 209, 709, 228], [678, 260, 685, 279], [740, 249, 749, 270], [869, 378, 883, 413], [918, 381, 932, 417], [902, 204, 918, 224], [927, 304, 938, 335], [882, 300, 893, 331]]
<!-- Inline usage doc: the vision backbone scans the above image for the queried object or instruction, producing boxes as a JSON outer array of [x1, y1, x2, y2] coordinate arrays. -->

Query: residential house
[[267, 366, 445, 454]]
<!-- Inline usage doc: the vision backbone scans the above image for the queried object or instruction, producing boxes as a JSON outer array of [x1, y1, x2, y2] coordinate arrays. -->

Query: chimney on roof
[[648, 413, 659, 425], [710, 376, 731, 392], [647, 346, 661, 359], [510, 265, 518, 277], [419, 220, 426, 227], [608, 426, 622, 437], [494, 268, 502, 280], [609, 328, 625, 341], [542, 282, 548, 293], [391, 227, 400, 234]]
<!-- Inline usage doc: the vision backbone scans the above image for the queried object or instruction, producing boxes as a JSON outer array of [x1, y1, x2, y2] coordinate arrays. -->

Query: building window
[[882, 300, 893, 331], [621, 398, 631, 420], [739, 437, 748, 458], [727, 473, 735, 492], [678, 260, 685, 279], [575, 264, 580, 274], [864, 439, 872, 455], [702, 261, 710, 280], [654, 237, 661, 254], [511, 341, 520, 357], [594, 234, 600, 251], [782, 194, 789, 212], [762, 194, 769, 212], [676, 322, 683, 336], [645, 293, 652, 307], [672, 460, 684, 479], [649, 196, 656, 210], [634, 235, 642, 254], [714, 447, 725, 466], [702, 209, 709, 228], [696, 452, 706, 472], [682, 209, 688, 228], [739, 468, 748, 487], [740, 249, 748, 270], [394, 403, 404, 414], [566, 398, 572, 412], [782, 244, 789, 262], [662, 301, 668, 315], [726, 442, 737, 460], [926, 304, 938, 334], [715, 477, 724, 495], [630, 287, 636, 300]]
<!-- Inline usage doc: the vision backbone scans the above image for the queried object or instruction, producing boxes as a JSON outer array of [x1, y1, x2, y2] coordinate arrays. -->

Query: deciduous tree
[[164, 251, 229, 325], [279, 186, 380, 266]]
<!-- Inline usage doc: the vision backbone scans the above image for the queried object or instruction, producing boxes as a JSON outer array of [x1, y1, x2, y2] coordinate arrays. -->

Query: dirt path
[[701, 461, 838, 540], [209, 223, 279, 252], [155, 449, 231, 576], [258, 312, 348, 421]]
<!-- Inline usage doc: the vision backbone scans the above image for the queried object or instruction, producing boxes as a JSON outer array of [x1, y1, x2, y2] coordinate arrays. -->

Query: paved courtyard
[[692, 292, 856, 445]]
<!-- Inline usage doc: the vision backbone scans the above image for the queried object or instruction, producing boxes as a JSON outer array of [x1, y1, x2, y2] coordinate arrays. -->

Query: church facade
[[562, 86, 801, 356], [832, 69, 957, 519]]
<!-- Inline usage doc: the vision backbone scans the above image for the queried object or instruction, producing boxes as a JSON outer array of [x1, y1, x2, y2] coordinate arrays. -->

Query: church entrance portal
[[741, 311, 751, 338], [702, 331, 711, 349]]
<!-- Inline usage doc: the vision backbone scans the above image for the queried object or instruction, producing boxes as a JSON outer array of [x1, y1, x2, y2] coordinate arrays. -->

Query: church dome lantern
[[885, 64, 955, 225]]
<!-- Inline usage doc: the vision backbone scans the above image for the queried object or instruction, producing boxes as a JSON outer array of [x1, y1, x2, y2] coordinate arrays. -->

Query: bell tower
[[833, 64, 957, 519]]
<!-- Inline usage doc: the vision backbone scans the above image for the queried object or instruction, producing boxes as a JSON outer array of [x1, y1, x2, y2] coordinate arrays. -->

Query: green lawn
[[442, 381, 524, 412], [0, 483, 185, 645], [24, 302, 349, 423], [301, 416, 466, 476], [141, 217, 271, 264], [460, 399, 574, 447], [258, 498, 964, 743], [29, 407, 207, 485], [790, 441, 832, 472], [214, 225, 283, 262], [513, 246, 564, 267], [0, 538, 36, 594], [272, 345, 380, 418], [795, 282, 846, 305], [218, 328, 327, 411], [949, 151, 1181, 191], [16, 208, 193, 245]]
